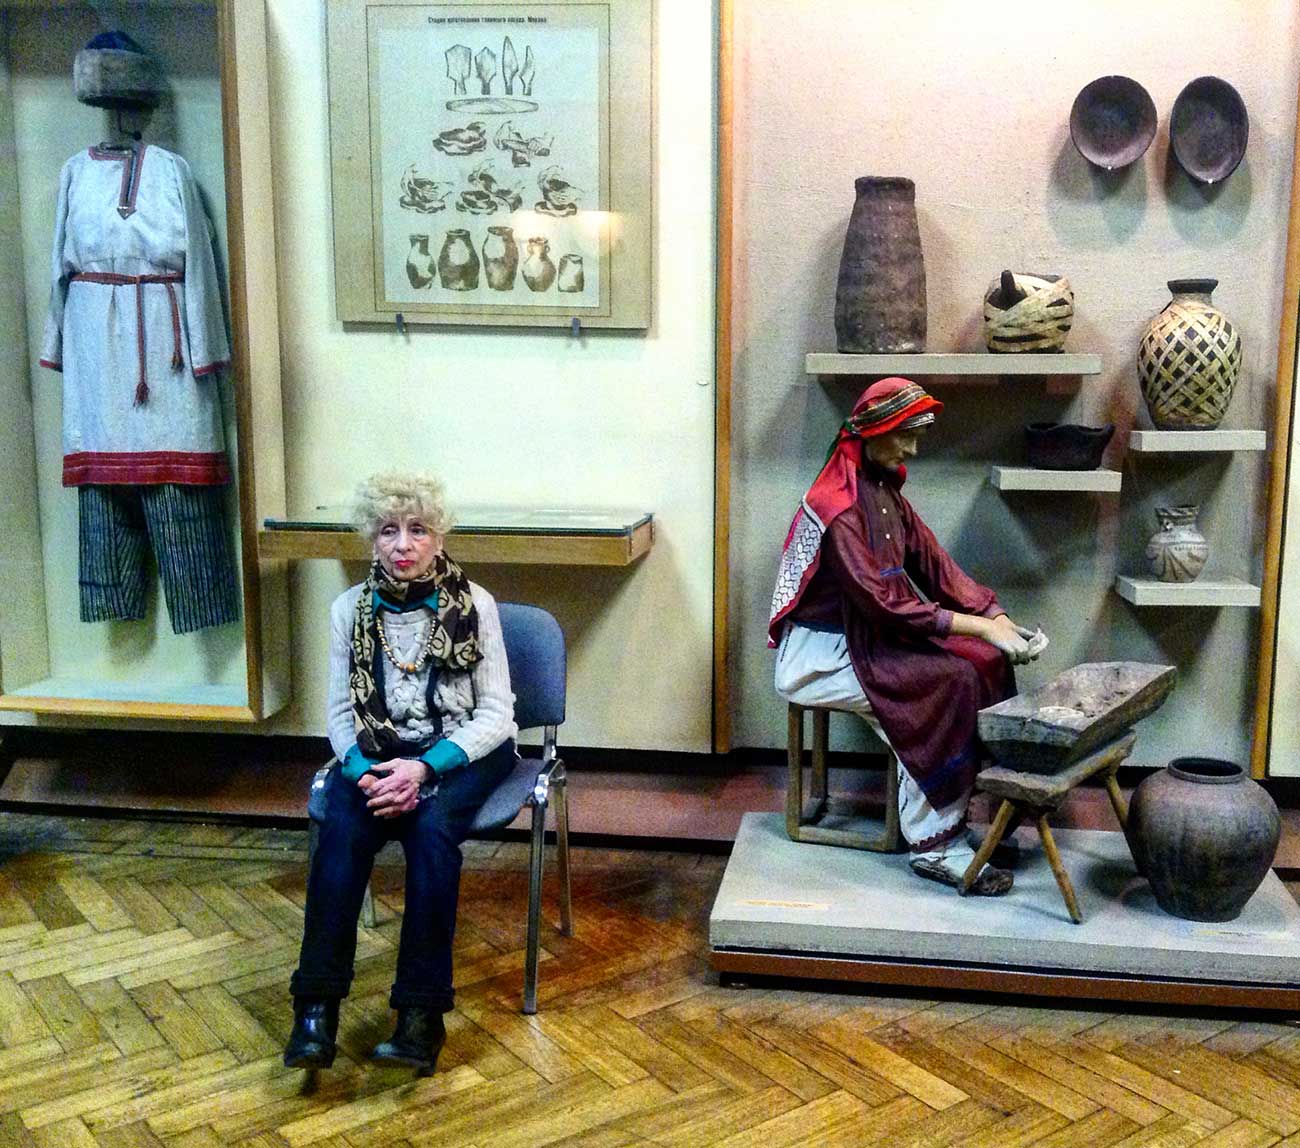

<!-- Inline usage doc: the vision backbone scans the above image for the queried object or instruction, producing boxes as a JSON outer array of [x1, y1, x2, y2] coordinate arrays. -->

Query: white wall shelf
[[806, 352, 1102, 377], [1114, 576, 1261, 608], [990, 467, 1122, 493], [1128, 429, 1267, 453]]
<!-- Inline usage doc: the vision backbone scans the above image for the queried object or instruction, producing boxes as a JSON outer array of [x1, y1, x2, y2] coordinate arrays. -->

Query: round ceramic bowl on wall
[[1069, 75, 1158, 170], [1170, 76, 1249, 184]]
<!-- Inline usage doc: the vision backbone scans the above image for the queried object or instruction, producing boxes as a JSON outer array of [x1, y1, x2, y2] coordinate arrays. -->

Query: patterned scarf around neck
[[350, 552, 481, 760]]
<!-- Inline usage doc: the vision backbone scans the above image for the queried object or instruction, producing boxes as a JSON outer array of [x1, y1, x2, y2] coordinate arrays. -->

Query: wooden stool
[[786, 702, 903, 852], [961, 730, 1136, 923]]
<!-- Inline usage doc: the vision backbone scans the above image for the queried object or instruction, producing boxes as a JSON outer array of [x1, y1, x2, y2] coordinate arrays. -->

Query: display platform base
[[709, 813, 1300, 1012]]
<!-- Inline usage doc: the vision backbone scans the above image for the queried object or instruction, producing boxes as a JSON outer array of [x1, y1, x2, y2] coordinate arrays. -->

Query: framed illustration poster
[[327, 0, 652, 328]]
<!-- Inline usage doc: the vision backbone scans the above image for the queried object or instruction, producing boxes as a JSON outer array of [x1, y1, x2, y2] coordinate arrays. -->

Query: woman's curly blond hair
[[351, 471, 454, 542]]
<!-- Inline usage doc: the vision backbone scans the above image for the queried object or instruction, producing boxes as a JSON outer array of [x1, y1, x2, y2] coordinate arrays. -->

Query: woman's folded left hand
[[359, 758, 430, 818]]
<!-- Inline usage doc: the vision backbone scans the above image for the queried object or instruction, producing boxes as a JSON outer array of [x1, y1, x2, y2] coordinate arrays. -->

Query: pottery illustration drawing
[[406, 234, 434, 289], [557, 254, 584, 293], [522, 237, 556, 292], [437, 229, 480, 291], [483, 226, 519, 291]]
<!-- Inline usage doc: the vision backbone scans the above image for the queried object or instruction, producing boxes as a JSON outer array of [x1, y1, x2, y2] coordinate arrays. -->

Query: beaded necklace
[[375, 602, 439, 676]]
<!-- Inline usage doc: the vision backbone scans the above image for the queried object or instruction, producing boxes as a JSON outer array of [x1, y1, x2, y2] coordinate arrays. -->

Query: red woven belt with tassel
[[69, 271, 184, 406]]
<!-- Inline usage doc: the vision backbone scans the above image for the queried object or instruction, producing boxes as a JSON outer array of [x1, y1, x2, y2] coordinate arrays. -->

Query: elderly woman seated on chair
[[285, 471, 516, 1074]]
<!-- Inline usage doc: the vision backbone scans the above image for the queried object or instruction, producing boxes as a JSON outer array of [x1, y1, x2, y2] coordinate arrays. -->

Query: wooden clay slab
[[978, 662, 1175, 773]]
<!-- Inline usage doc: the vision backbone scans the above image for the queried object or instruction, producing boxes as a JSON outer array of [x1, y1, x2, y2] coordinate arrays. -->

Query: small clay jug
[[1145, 505, 1209, 583], [1128, 758, 1280, 922], [833, 176, 926, 354], [406, 234, 434, 289], [482, 226, 519, 291], [522, 237, 556, 292], [1138, 279, 1241, 429], [437, 229, 479, 291], [557, 253, 584, 293]]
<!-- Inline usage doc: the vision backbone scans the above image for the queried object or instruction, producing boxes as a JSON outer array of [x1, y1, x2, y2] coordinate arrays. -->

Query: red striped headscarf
[[768, 377, 943, 645]]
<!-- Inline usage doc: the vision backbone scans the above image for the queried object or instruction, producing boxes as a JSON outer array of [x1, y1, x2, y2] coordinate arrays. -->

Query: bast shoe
[[910, 854, 1014, 897], [371, 1006, 447, 1074], [283, 998, 339, 1069]]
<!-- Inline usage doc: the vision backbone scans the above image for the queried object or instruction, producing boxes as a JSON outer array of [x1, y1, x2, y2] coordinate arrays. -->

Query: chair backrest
[[497, 602, 566, 731]]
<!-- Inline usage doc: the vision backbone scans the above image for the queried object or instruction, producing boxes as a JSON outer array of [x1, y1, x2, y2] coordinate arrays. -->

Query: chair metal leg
[[553, 768, 573, 937], [523, 796, 547, 1015], [360, 884, 376, 930]]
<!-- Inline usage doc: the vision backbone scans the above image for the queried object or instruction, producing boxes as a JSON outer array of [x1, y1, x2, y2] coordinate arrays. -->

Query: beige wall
[[259, 0, 718, 751], [0, 1, 717, 751], [729, 2, 1299, 769]]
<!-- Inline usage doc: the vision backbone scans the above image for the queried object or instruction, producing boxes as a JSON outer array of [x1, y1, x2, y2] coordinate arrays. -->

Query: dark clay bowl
[[1025, 422, 1115, 470], [1171, 76, 1248, 184], [1070, 76, 1157, 170]]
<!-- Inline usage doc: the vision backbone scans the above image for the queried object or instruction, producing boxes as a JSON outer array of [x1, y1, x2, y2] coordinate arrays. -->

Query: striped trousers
[[78, 484, 240, 634]]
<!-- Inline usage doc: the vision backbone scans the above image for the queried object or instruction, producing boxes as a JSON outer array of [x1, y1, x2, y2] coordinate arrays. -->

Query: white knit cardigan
[[326, 581, 517, 765]]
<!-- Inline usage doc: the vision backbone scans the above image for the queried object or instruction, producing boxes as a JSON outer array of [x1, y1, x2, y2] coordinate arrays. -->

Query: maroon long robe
[[790, 462, 1013, 810]]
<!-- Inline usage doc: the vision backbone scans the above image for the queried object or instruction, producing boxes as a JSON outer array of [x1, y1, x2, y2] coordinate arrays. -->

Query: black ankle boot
[[370, 1006, 446, 1072], [283, 998, 339, 1069]]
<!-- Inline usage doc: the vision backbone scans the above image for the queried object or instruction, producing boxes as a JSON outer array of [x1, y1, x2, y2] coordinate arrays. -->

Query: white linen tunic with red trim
[[39, 144, 231, 486]]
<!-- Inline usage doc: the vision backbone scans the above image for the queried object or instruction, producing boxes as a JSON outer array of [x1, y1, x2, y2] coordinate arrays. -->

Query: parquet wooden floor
[[1, 812, 1299, 1148]]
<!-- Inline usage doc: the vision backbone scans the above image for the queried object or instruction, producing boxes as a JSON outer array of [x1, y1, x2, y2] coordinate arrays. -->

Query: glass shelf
[[260, 506, 654, 566]]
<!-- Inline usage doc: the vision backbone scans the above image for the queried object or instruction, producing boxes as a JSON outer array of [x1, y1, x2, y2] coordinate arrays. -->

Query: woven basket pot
[[983, 272, 1074, 353], [1137, 279, 1241, 429]]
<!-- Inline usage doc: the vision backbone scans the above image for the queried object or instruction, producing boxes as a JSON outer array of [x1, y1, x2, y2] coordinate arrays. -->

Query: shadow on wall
[[1048, 126, 1149, 246]]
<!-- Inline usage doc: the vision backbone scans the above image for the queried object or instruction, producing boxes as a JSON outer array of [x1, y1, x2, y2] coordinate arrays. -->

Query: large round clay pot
[[1145, 504, 1209, 583], [1137, 279, 1241, 429], [482, 226, 518, 291], [1128, 758, 1280, 922], [437, 229, 479, 290], [833, 176, 926, 354]]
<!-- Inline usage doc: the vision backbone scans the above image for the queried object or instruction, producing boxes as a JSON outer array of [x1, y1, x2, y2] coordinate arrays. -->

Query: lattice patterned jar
[[1137, 279, 1241, 429]]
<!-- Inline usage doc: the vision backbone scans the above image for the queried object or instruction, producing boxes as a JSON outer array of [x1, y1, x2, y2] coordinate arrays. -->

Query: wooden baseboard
[[710, 948, 1300, 1014]]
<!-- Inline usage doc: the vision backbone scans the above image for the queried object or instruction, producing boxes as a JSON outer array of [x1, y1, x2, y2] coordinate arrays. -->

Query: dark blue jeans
[[290, 740, 516, 1010]]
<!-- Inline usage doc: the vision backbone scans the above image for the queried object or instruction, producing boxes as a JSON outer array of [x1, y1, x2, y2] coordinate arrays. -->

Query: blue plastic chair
[[476, 602, 573, 1013], [307, 601, 573, 1015]]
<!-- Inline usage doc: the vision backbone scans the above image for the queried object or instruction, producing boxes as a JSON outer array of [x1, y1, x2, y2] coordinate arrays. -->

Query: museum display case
[[0, 0, 288, 721]]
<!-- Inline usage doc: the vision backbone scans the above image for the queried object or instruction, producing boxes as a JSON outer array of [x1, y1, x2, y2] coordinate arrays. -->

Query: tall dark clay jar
[[1128, 757, 1280, 922], [834, 177, 927, 354]]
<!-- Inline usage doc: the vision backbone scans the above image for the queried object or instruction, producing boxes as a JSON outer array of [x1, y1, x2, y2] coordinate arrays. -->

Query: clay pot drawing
[[406, 235, 434, 289], [521, 237, 556, 292], [437, 229, 479, 290], [557, 254, 584, 293], [983, 270, 1074, 353], [1145, 505, 1209, 583], [1138, 279, 1241, 429], [482, 226, 518, 291], [833, 176, 926, 354], [1128, 758, 1280, 922]]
